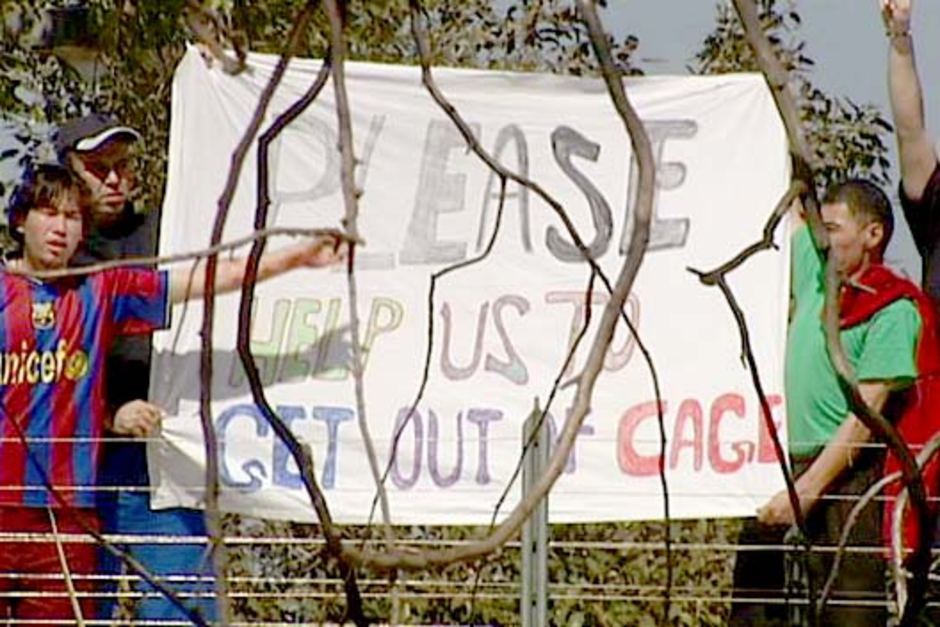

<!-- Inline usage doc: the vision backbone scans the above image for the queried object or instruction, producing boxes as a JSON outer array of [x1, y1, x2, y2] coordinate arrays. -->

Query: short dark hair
[[6, 163, 91, 246], [822, 179, 894, 256]]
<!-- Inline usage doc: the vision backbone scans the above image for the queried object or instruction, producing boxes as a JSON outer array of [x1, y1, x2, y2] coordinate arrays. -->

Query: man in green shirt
[[731, 179, 922, 625]]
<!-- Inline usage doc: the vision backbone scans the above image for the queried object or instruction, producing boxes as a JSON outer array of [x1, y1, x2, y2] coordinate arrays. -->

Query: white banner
[[148, 46, 791, 525]]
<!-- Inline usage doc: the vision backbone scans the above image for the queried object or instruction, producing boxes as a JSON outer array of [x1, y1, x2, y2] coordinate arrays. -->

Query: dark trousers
[[729, 453, 887, 626], [728, 518, 790, 626]]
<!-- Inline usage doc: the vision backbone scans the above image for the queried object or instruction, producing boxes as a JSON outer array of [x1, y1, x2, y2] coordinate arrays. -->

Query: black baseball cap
[[54, 113, 141, 159]]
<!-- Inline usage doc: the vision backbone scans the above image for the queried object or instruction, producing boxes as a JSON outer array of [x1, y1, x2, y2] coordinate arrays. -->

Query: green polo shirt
[[785, 225, 920, 457]]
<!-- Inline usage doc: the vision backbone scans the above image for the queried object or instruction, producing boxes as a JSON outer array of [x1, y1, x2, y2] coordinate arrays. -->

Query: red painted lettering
[[757, 394, 784, 463], [617, 401, 665, 476], [708, 393, 754, 474], [668, 399, 703, 471]]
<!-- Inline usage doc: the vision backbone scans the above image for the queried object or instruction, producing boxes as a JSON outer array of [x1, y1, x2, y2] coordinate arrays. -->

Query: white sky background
[[609, 0, 940, 279]]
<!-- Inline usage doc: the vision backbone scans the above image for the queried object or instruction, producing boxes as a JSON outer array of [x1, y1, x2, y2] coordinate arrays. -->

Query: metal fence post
[[521, 398, 549, 626]]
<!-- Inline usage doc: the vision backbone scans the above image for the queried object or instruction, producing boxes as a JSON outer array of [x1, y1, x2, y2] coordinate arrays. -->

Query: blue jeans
[[98, 490, 217, 622]]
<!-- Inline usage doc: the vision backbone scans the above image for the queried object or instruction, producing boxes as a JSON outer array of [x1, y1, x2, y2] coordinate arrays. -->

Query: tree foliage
[[1, 0, 191, 209], [224, 516, 737, 625], [0, 0, 640, 210], [694, 0, 892, 189]]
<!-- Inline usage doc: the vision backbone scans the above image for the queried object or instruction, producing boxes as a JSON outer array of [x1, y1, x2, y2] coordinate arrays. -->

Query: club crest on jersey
[[31, 302, 55, 330]]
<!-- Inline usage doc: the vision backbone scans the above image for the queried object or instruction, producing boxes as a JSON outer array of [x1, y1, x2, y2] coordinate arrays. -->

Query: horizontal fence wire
[[0, 433, 930, 623]]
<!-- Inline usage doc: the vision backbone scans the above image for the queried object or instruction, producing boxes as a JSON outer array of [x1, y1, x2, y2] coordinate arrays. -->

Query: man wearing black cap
[[56, 113, 215, 621], [55, 114, 152, 259]]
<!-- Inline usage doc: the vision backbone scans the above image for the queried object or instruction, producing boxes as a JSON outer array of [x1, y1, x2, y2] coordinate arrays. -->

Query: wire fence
[[1, 512, 935, 624]]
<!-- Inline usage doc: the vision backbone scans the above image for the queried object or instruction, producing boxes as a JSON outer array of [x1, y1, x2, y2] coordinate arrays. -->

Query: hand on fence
[[757, 487, 815, 526], [112, 399, 164, 438]]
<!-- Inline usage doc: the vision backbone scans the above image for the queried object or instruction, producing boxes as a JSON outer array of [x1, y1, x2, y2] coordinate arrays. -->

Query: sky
[[606, 0, 940, 278]]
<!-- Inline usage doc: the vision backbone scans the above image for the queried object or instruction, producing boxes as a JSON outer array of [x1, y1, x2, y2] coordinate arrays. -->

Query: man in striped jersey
[[0, 162, 344, 622]]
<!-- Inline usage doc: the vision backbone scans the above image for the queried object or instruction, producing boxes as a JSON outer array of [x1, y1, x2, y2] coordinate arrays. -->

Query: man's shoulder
[[81, 266, 140, 292], [842, 263, 927, 326], [862, 297, 922, 346], [875, 296, 921, 321], [83, 205, 157, 263]]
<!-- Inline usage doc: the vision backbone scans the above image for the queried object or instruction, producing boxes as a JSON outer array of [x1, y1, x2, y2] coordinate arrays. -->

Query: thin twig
[[0, 409, 209, 625], [820, 434, 940, 613], [688, 181, 810, 540], [469, 266, 598, 616], [8, 227, 354, 280], [890, 432, 940, 613], [322, 0, 399, 621], [693, 180, 805, 285], [488, 265, 597, 528], [369, 176, 509, 529], [47, 508, 86, 626], [361, 172, 510, 617]]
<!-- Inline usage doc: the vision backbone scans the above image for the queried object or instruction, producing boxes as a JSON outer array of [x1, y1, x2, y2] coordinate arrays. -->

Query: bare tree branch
[[197, 3, 319, 621], [890, 433, 940, 614], [7, 227, 355, 280], [689, 180, 809, 536], [693, 180, 805, 285], [368, 176, 510, 530], [372, 0, 665, 529], [401, 6, 672, 568], [235, 50, 369, 625], [184, 0, 247, 74], [575, 2, 670, 620], [819, 470, 896, 612], [48, 509, 86, 626], [321, 0, 401, 619], [820, 434, 940, 615], [0, 408, 210, 625], [468, 266, 598, 614], [488, 265, 597, 527]]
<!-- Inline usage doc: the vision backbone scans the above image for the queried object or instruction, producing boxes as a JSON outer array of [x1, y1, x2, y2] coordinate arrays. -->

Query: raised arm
[[790, 194, 806, 234], [884, 0, 937, 200], [167, 231, 347, 304]]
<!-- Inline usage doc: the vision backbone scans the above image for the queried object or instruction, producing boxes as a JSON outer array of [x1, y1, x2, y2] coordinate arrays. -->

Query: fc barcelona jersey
[[0, 267, 169, 508]]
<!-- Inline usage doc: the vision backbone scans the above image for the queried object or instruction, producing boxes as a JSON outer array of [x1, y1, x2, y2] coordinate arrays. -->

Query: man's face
[[21, 192, 84, 271], [821, 201, 883, 279], [68, 138, 137, 222]]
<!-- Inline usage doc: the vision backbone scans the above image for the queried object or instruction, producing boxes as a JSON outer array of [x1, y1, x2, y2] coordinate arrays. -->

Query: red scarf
[[839, 264, 940, 557]]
